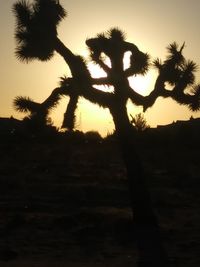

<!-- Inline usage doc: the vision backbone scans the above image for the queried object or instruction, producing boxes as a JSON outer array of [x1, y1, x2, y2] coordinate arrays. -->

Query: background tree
[[13, 1, 200, 266], [130, 113, 149, 132]]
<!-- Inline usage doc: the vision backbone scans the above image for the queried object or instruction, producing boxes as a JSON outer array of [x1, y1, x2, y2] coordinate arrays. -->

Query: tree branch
[[95, 59, 111, 74], [127, 74, 164, 109], [60, 78, 113, 108], [91, 77, 111, 85]]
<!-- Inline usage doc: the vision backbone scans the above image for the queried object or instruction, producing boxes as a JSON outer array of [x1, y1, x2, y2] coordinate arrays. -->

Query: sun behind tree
[[12, 1, 200, 266]]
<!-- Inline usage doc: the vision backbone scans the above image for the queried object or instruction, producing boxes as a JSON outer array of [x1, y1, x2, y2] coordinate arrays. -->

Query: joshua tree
[[13, 0, 200, 266]]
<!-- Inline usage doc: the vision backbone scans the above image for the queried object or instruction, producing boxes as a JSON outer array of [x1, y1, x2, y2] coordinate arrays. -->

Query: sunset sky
[[1, 0, 200, 136]]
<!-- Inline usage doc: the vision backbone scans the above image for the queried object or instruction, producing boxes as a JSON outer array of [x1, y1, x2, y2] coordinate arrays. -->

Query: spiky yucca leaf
[[188, 99, 200, 111], [15, 40, 55, 62], [130, 52, 150, 75], [180, 60, 198, 85], [107, 28, 126, 41], [185, 60, 198, 73], [190, 84, 200, 97], [15, 29, 30, 45], [96, 33, 106, 40], [13, 96, 39, 113], [86, 36, 105, 58], [59, 76, 75, 97], [186, 85, 200, 111], [59, 75, 70, 87], [13, 0, 31, 28], [166, 42, 179, 54], [165, 42, 185, 66], [153, 58, 162, 70], [13, 0, 66, 61], [33, 0, 66, 26]]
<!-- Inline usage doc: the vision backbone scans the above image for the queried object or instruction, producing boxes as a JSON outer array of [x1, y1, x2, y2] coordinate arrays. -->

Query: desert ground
[[0, 131, 199, 267]]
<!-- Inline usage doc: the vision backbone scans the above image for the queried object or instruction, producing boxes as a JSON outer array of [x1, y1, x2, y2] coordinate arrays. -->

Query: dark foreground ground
[[0, 134, 199, 267]]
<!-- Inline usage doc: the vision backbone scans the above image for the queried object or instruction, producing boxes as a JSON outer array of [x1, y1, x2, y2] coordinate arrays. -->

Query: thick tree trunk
[[110, 104, 168, 267]]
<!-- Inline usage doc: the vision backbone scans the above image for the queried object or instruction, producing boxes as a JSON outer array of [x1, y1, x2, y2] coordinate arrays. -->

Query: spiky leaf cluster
[[153, 58, 162, 70], [179, 60, 198, 85], [165, 42, 185, 64], [188, 84, 200, 111], [129, 52, 150, 75], [149, 42, 200, 111], [160, 43, 185, 84], [13, 0, 66, 61], [13, 96, 39, 112], [86, 28, 126, 65], [87, 28, 150, 79], [107, 27, 126, 42], [59, 75, 71, 88], [153, 42, 198, 87]]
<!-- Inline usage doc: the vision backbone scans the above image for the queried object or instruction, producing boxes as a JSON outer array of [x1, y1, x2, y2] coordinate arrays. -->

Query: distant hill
[[0, 116, 200, 146], [157, 117, 200, 131], [141, 117, 200, 147]]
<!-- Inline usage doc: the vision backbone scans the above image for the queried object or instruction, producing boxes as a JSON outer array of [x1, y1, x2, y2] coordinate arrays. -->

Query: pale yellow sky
[[1, 0, 200, 136]]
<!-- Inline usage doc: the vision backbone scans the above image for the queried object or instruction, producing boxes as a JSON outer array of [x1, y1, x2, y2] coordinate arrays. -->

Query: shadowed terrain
[[0, 128, 199, 267]]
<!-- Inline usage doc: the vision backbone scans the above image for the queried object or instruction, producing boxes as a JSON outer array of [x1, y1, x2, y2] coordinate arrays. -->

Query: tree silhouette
[[130, 113, 149, 132], [13, 1, 200, 266]]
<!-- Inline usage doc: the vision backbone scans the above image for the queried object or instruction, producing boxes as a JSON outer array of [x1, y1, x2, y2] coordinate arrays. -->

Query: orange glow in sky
[[1, 0, 200, 136]]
